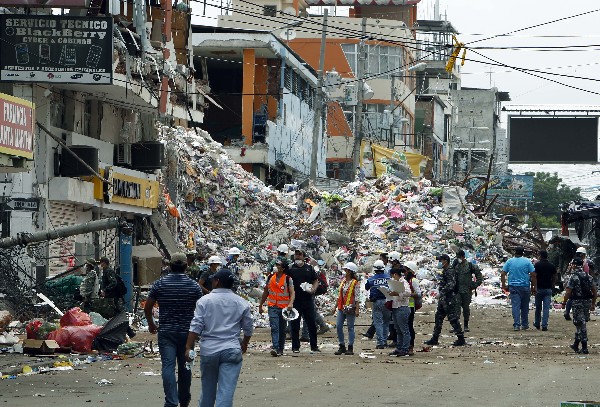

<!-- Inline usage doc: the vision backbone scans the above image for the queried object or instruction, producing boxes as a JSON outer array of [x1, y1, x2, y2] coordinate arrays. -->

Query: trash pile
[[157, 125, 511, 322]]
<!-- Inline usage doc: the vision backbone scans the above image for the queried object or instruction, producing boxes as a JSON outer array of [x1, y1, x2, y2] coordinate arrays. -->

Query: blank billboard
[[508, 116, 599, 163]]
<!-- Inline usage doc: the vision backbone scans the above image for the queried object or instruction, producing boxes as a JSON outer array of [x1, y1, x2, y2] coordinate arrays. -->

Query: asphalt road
[[1, 304, 599, 407]]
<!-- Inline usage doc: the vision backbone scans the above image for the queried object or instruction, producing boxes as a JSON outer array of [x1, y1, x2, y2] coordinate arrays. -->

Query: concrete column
[[242, 49, 256, 146]]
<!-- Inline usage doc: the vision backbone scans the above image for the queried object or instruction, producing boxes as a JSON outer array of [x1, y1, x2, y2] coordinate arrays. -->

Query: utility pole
[[310, 9, 328, 182], [352, 17, 367, 179]]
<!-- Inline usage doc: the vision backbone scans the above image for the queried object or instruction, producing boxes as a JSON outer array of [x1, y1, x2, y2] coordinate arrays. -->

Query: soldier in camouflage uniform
[[99, 256, 124, 316], [80, 258, 100, 313], [562, 257, 597, 354], [453, 250, 483, 332], [185, 252, 202, 281], [424, 254, 465, 346]]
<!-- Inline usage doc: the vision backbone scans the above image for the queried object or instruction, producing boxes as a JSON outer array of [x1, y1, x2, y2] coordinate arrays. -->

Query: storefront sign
[[0, 92, 34, 159], [0, 0, 88, 7], [0, 16, 113, 84], [92, 167, 159, 209]]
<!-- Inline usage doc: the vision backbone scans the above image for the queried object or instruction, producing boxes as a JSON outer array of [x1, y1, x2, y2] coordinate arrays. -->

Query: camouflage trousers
[[454, 292, 472, 323], [572, 299, 591, 343], [433, 298, 463, 337]]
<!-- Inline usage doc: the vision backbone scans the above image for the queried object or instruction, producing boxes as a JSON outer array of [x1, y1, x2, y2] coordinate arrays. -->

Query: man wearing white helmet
[[226, 247, 242, 292], [564, 246, 595, 320], [365, 259, 391, 349], [199, 256, 222, 295]]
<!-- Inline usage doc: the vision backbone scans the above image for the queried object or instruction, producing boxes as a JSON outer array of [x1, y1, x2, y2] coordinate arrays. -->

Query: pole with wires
[[352, 17, 367, 179], [310, 9, 328, 182]]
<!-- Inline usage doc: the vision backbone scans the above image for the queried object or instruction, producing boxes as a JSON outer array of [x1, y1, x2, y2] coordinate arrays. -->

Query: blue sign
[[467, 175, 534, 200]]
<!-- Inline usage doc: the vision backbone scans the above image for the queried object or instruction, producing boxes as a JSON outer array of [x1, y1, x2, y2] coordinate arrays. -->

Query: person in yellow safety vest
[[331, 262, 360, 356], [259, 259, 295, 357]]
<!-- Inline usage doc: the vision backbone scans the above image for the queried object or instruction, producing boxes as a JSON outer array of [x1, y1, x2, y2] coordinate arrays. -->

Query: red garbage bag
[[60, 307, 92, 327], [26, 319, 43, 339], [48, 325, 103, 353]]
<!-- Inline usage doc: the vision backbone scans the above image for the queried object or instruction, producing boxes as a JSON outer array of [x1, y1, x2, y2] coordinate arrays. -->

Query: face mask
[[549, 244, 554, 248], [437, 262, 443, 269], [458, 258, 464, 264], [295, 260, 304, 267], [273, 266, 278, 273]]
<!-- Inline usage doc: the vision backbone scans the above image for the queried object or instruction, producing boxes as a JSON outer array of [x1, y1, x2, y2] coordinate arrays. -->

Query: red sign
[[0, 93, 34, 159], [0, 0, 88, 7]]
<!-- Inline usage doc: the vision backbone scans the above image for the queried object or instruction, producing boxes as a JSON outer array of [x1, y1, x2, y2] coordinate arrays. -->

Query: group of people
[[78, 256, 125, 317]]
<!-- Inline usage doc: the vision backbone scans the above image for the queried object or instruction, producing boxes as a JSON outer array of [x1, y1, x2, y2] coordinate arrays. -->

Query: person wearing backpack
[[100, 256, 127, 315], [562, 257, 597, 354], [258, 259, 295, 356], [453, 250, 483, 332]]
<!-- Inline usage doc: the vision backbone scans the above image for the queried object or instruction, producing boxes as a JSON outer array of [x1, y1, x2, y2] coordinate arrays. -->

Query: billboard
[[508, 116, 599, 163], [0, 16, 113, 84], [467, 174, 534, 200], [0, 0, 87, 6], [0, 92, 35, 160]]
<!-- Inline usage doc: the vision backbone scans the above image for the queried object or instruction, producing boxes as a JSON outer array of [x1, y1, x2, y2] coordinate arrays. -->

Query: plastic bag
[[60, 307, 92, 327], [26, 319, 43, 339], [48, 325, 103, 353], [37, 322, 59, 340]]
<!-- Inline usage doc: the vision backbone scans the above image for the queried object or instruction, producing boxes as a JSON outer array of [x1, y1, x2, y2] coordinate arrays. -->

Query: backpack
[[576, 274, 593, 300], [315, 271, 328, 296]]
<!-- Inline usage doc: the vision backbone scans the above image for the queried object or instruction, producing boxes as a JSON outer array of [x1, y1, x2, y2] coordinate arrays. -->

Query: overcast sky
[[420, 0, 600, 106]]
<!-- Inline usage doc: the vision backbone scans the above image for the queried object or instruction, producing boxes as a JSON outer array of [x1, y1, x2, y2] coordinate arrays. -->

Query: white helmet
[[373, 259, 385, 270], [388, 251, 402, 262], [228, 247, 241, 256], [276, 244, 290, 254], [208, 256, 222, 265], [576, 247, 587, 255], [342, 262, 358, 273], [404, 261, 418, 273]]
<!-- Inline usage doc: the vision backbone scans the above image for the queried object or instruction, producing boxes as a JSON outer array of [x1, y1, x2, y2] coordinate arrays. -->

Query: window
[[341, 43, 407, 79], [341, 43, 357, 75], [263, 5, 276, 16]]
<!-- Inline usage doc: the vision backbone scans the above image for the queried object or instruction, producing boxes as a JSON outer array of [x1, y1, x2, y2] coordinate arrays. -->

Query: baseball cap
[[99, 256, 110, 264], [170, 252, 187, 265], [213, 269, 235, 286], [437, 254, 450, 262]]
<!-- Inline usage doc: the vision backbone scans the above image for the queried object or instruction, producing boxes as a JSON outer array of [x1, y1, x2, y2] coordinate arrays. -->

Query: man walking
[[145, 252, 202, 407], [99, 256, 124, 316], [258, 259, 295, 356], [533, 250, 557, 331], [365, 260, 391, 349], [501, 246, 535, 331], [453, 250, 483, 332], [186, 269, 253, 407], [562, 257, 597, 354], [287, 249, 320, 352], [425, 254, 465, 346]]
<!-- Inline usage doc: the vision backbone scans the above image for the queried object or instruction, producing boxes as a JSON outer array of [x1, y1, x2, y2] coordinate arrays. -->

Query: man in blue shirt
[[145, 252, 203, 407], [186, 269, 254, 407], [365, 260, 391, 349], [501, 247, 535, 331]]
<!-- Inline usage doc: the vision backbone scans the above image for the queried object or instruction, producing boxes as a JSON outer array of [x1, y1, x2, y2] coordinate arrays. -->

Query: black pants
[[408, 307, 415, 347], [290, 301, 317, 350]]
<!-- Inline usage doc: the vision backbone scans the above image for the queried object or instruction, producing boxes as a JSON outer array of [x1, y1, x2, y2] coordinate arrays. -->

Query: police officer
[[453, 250, 483, 332], [562, 257, 597, 354], [425, 254, 465, 346]]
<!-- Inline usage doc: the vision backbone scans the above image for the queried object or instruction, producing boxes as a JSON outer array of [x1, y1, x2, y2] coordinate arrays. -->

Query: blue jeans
[[372, 299, 391, 346], [199, 348, 243, 407], [267, 306, 286, 351], [509, 286, 531, 329], [392, 306, 411, 353], [534, 288, 552, 328], [157, 331, 192, 407], [335, 310, 356, 346]]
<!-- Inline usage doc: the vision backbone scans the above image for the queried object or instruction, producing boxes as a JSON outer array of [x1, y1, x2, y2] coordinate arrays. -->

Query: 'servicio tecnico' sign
[[0, 16, 113, 84]]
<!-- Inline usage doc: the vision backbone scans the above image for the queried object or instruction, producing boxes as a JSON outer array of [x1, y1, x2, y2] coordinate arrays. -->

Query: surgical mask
[[295, 260, 304, 267], [273, 266, 278, 273], [549, 244, 554, 248], [457, 258, 464, 264], [437, 262, 443, 269]]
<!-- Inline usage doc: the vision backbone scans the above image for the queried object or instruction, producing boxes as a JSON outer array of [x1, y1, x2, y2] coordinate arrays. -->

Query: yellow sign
[[370, 143, 428, 179], [91, 168, 159, 208]]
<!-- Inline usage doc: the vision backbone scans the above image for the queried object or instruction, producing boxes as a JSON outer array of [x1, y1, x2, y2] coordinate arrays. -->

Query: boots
[[345, 345, 354, 355], [453, 335, 466, 346], [334, 344, 347, 355], [424, 335, 439, 345], [570, 340, 580, 353], [581, 341, 589, 354]]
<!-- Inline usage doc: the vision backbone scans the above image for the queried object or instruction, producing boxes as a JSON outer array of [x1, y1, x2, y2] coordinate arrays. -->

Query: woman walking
[[332, 262, 360, 355], [403, 261, 422, 355]]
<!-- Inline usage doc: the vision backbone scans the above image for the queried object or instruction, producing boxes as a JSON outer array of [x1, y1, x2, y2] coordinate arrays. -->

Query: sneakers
[[389, 350, 401, 356], [542, 327, 548, 331], [396, 351, 410, 357], [277, 350, 284, 356], [310, 347, 321, 353], [513, 326, 520, 331], [270, 349, 278, 357], [292, 348, 300, 353], [375, 344, 386, 349]]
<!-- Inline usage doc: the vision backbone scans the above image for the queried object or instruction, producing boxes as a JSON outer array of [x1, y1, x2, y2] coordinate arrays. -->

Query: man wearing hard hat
[[199, 256, 222, 295], [365, 259, 391, 349], [564, 246, 595, 320]]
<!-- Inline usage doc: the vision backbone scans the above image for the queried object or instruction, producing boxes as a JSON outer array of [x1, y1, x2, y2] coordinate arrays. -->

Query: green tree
[[525, 172, 582, 228]]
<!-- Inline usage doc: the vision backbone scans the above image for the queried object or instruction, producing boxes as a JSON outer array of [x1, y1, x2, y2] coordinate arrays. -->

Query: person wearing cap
[[388, 266, 412, 357], [287, 248, 321, 352], [424, 254, 465, 346], [199, 256, 222, 295], [562, 257, 597, 354], [79, 258, 100, 313], [532, 250, 557, 331], [186, 269, 254, 407], [98, 256, 124, 316], [453, 250, 483, 332], [564, 247, 595, 320], [258, 259, 295, 356], [331, 262, 360, 356], [501, 247, 535, 331], [365, 259, 391, 349], [145, 252, 202, 407], [402, 261, 421, 355]]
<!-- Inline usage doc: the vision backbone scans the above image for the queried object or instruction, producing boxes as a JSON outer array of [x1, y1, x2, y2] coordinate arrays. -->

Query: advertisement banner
[[467, 174, 534, 200], [0, 92, 35, 159], [0, 16, 113, 84], [370, 143, 428, 179]]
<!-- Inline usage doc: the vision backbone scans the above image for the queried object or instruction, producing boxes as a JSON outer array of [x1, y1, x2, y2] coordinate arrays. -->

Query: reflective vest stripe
[[267, 274, 290, 308], [337, 279, 357, 310]]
